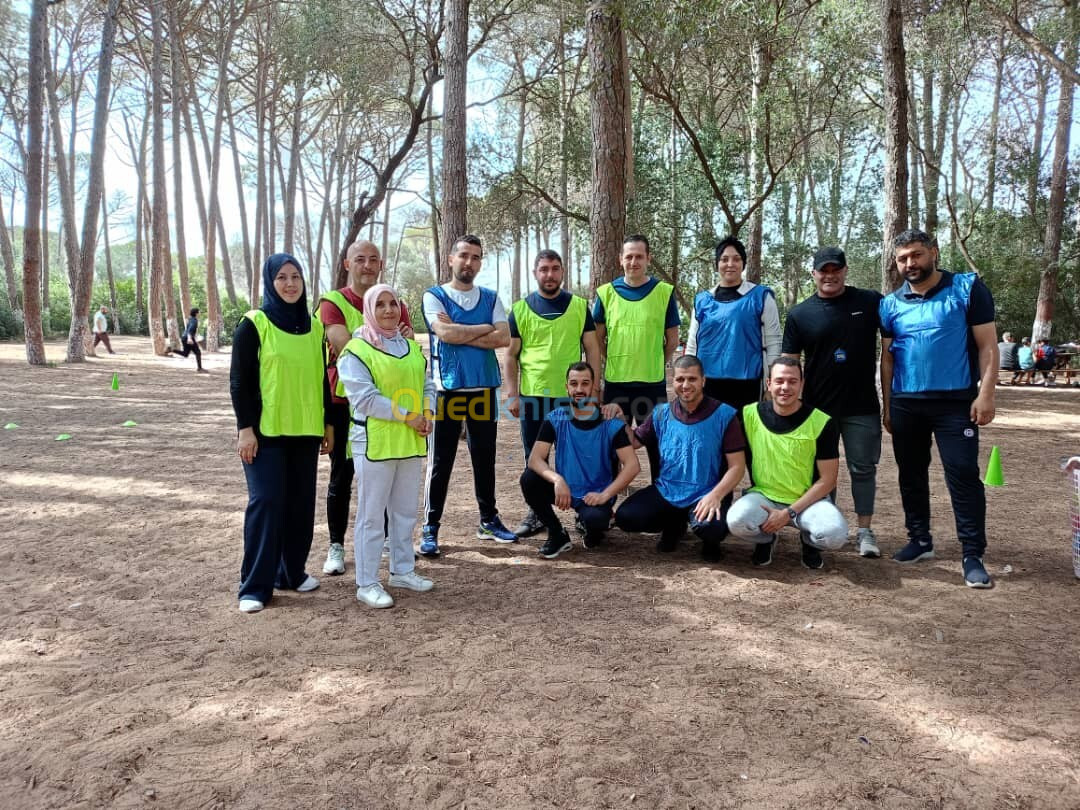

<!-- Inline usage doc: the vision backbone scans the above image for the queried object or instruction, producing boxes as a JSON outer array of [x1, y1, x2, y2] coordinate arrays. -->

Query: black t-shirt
[[782, 286, 883, 417], [508, 290, 596, 339], [535, 408, 632, 449], [754, 401, 840, 460], [745, 402, 838, 491], [713, 285, 742, 302]]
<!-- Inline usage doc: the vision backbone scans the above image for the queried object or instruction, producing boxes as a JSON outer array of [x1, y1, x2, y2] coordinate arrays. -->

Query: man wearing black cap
[[781, 246, 884, 558]]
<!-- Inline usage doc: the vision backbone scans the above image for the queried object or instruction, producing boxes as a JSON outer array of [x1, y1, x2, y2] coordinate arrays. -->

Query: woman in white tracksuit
[[337, 283, 437, 609]]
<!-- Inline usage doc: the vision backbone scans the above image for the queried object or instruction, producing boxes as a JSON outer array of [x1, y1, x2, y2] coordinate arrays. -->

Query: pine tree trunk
[[44, 48, 82, 349], [168, 5, 192, 316], [0, 192, 18, 313], [283, 76, 305, 255], [586, 0, 628, 292], [426, 91, 441, 281], [880, 0, 909, 292], [1032, 5, 1077, 341], [68, 0, 120, 361], [986, 33, 1005, 214], [40, 125, 49, 315], [1028, 62, 1050, 218], [558, 9, 571, 284], [101, 193, 117, 327], [147, 0, 167, 355], [22, 0, 47, 365], [124, 108, 150, 329], [745, 42, 768, 283], [226, 100, 253, 295], [440, 0, 469, 280]]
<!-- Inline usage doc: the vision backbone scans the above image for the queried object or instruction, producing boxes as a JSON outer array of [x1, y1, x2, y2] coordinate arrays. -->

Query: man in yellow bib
[[593, 235, 680, 480], [505, 249, 601, 537], [727, 357, 849, 569]]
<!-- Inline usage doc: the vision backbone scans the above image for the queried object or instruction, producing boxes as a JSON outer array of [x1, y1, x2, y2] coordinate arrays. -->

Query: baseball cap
[[812, 247, 846, 272]]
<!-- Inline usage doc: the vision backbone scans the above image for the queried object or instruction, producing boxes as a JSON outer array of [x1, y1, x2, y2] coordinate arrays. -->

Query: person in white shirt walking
[[93, 306, 115, 354]]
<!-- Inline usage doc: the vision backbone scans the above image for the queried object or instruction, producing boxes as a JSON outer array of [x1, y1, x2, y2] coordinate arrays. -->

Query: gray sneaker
[[513, 509, 545, 538], [857, 528, 881, 558]]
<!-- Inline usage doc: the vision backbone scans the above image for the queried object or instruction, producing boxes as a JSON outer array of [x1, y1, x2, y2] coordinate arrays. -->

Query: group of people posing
[[229, 227, 1000, 614]]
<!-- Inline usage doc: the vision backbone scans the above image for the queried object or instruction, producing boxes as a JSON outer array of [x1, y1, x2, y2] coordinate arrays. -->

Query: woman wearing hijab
[[337, 284, 436, 608], [230, 253, 334, 614]]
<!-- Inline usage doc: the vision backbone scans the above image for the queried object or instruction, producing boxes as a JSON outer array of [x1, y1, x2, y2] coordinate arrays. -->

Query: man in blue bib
[[879, 229, 998, 588], [421, 234, 517, 555], [521, 362, 640, 557], [614, 355, 746, 560]]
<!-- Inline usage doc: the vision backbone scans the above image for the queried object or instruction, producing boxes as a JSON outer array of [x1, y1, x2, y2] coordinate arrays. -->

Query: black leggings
[[176, 338, 203, 369]]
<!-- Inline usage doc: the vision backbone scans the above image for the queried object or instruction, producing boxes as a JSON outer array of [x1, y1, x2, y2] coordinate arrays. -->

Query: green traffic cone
[[110, 372, 120, 391], [983, 445, 1005, 487]]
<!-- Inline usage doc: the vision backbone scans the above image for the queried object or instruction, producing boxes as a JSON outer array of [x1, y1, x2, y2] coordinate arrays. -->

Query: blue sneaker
[[963, 556, 992, 589], [892, 540, 934, 563], [477, 516, 518, 543], [419, 525, 440, 557]]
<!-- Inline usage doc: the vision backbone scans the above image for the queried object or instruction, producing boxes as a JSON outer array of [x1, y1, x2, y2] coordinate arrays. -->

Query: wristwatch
[[786, 507, 798, 524]]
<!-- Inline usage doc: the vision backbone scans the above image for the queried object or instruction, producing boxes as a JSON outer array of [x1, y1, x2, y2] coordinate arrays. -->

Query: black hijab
[[260, 253, 311, 334]]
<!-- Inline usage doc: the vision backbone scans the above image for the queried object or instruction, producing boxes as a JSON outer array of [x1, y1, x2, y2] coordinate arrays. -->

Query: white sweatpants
[[353, 451, 424, 588], [727, 491, 849, 550]]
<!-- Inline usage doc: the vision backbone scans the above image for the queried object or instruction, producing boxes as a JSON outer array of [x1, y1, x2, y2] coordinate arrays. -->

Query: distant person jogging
[[165, 307, 208, 372]]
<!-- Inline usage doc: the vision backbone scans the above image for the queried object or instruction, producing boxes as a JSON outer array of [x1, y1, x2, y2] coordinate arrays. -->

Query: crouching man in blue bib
[[614, 355, 746, 560], [521, 362, 640, 558], [727, 357, 849, 570]]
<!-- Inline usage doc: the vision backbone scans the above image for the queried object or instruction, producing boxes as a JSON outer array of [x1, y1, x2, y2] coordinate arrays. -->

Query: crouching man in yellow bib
[[727, 357, 849, 569]]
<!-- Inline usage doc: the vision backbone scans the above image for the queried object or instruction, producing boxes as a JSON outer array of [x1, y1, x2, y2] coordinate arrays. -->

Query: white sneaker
[[322, 543, 346, 575], [356, 583, 394, 608], [387, 570, 434, 592], [858, 529, 881, 558], [238, 598, 264, 613], [296, 575, 320, 592]]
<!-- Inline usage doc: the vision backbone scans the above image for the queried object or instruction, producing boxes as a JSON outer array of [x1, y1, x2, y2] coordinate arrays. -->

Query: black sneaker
[[701, 538, 723, 562], [656, 528, 682, 553], [751, 537, 775, 566], [539, 531, 573, 559], [801, 540, 824, 570], [582, 531, 606, 550], [892, 539, 934, 563], [963, 556, 993, 588]]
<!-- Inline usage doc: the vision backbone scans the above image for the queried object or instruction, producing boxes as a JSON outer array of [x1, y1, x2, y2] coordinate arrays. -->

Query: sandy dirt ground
[[0, 336, 1078, 809]]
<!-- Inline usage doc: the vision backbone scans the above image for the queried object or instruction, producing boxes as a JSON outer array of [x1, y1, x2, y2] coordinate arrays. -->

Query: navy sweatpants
[[890, 397, 986, 557], [239, 437, 320, 603]]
